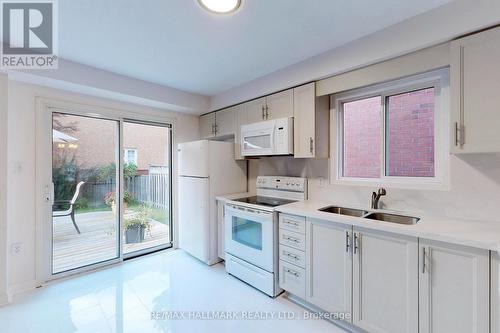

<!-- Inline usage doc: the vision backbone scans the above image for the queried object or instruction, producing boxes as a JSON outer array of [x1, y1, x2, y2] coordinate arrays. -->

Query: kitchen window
[[332, 69, 449, 189]]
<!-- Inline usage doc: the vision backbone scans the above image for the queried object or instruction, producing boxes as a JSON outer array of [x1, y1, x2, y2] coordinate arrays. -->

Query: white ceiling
[[59, 0, 451, 96]]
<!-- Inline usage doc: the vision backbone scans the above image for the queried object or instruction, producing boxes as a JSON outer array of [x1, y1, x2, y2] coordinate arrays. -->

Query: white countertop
[[276, 200, 500, 253]]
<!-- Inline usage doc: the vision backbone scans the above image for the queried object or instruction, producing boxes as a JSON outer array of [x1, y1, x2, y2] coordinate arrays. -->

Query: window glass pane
[[342, 96, 382, 178], [387, 88, 435, 177]]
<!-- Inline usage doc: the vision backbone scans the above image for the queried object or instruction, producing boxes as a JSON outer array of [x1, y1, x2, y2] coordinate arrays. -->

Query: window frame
[[124, 148, 138, 166], [331, 69, 449, 190]]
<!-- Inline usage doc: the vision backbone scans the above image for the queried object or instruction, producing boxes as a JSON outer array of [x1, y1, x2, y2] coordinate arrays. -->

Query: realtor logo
[[1, 0, 58, 68]]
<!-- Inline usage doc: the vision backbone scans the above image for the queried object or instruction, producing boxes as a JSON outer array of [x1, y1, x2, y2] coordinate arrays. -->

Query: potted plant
[[104, 191, 133, 216], [124, 205, 152, 244]]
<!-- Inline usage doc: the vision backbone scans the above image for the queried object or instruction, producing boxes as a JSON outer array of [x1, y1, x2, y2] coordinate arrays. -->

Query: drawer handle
[[284, 252, 300, 260], [284, 236, 300, 243], [284, 220, 299, 227], [285, 268, 299, 277]]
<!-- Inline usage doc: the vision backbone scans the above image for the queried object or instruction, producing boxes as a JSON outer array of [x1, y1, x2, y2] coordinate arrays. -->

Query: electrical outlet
[[11, 243, 22, 255]]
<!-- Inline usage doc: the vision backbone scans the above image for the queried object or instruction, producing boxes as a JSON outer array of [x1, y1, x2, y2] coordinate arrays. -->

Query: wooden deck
[[53, 210, 169, 273]]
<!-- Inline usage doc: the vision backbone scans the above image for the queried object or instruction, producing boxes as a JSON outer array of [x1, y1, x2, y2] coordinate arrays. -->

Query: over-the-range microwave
[[240, 117, 294, 157]]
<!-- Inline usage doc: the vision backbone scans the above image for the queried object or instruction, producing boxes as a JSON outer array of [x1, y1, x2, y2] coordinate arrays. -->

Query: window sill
[[331, 177, 449, 191]]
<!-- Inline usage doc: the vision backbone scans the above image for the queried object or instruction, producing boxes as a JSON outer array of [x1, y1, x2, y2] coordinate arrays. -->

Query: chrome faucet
[[371, 188, 386, 209]]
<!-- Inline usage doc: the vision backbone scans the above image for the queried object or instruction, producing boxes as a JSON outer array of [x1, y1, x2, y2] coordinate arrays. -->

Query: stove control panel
[[256, 176, 307, 193]]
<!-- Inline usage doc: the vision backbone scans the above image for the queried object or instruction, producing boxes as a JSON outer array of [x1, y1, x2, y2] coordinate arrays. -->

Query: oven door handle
[[226, 205, 272, 220]]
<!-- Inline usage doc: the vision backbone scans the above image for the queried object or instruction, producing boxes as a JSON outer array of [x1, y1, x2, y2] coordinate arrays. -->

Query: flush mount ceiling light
[[197, 0, 241, 14]]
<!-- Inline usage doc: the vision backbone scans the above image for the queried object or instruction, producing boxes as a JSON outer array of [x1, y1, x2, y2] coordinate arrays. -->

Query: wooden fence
[[82, 166, 169, 209]]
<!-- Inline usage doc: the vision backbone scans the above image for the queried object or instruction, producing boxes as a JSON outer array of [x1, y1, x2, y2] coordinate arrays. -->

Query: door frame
[[121, 118, 173, 260], [35, 97, 175, 284]]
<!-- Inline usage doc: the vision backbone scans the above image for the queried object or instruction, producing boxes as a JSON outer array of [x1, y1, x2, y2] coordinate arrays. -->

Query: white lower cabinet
[[419, 240, 489, 333], [216, 199, 225, 260], [278, 214, 492, 333], [493, 252, 500, 333], [305, 218, 352, 318], [352, 227, 418, 333], [279, 261, 306, 299]]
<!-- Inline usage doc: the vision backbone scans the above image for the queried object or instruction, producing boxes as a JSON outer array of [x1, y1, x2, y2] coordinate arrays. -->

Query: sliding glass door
[[49, 111, 173, 275], [52, 113, 120, 274], [122, 120, 172, 256]]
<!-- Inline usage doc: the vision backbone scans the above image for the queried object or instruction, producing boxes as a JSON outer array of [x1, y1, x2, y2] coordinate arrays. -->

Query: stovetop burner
[[232, 196, 296, 208]]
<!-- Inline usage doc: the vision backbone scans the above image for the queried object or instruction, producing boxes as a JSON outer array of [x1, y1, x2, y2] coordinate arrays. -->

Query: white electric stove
[[224, 176, 307, 297]]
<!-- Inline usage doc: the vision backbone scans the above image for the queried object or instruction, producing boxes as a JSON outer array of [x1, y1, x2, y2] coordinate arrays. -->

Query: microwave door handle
[[270, 123, 276, 154]]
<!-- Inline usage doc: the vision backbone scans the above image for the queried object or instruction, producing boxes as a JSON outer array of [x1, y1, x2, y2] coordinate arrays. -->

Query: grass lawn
[[75, 205, 110, 214], [127, 202, 169, 225]]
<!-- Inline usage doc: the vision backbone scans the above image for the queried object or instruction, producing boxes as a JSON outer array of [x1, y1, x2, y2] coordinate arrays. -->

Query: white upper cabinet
[[200, 107, 237, 139], [352, 227, 418, 333], [233, 104, 246, 160], [305, 218, 352, 319], [200, 113, 216, 139], [419, 240, 489, 333], [243, 90, 294, 123], [265, 89, 294, 120], [293, 83, 329, 158], [244, 97, 267, 123], [451, 26, 500, 153], [215, 106, 236, 138]]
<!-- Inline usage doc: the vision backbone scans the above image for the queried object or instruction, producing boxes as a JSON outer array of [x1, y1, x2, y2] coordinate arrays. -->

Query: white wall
[[0, 74, 8, 304], [211, 0, 500, 110], [249, 154, 500, 222], [6, 80, 199, 295]]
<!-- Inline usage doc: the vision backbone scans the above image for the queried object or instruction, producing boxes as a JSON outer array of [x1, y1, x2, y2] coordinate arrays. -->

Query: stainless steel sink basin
[[319, 206, 368, 217], [364, 212, 420, 225]]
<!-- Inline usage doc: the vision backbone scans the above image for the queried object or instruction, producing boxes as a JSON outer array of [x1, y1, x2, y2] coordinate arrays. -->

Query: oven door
[[240, 121, 275, 156], [225, 204, 274, 272]]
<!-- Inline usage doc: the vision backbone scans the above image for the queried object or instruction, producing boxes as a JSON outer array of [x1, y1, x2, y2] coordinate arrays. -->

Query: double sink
[[319, 206, 420, 225]]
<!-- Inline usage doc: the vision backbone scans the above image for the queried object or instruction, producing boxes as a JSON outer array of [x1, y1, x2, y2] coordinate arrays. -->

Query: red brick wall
[[342, 88, 435, 178], [343, 96, 381, 178], [387, 88, 435, 177]]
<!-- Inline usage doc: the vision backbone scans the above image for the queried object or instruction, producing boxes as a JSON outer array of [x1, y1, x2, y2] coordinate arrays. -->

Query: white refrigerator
[[178, 140, 247, 265]]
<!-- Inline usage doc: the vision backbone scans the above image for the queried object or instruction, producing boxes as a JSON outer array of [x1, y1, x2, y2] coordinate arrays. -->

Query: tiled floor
[[0, 250, 346, 333]]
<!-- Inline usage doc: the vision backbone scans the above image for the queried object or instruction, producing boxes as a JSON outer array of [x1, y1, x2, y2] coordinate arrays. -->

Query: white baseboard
[[285, 293, 359, 333], [0, 292, 8, 306], [8, 279, 40, 300]]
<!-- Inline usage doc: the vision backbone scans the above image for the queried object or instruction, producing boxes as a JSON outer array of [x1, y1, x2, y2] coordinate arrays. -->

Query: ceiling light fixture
[[197, 0, 241, 14]]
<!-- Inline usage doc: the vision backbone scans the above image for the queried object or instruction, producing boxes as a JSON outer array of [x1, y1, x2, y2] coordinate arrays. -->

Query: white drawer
[[279, 244, 306, 268], [225, 254, 276, 297], [279, 229, 306, 251], [279, 214, 306, 234], [279, 260, 306, 299]]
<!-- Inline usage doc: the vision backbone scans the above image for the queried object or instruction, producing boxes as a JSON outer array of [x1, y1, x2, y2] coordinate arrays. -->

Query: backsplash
[[248, 153, 500, 221]]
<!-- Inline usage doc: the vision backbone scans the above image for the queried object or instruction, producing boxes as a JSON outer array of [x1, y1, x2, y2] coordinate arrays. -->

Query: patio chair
[[52, 181, 85, 234]]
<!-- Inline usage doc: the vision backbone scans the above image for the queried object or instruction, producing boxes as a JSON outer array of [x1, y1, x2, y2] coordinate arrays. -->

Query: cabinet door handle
[[422, 247, 426, 274], [309, 137, 314, 153], [353, 233, 359, 255], [261, 105, 265, 120], [345, 231, 350, 253], [455, 122, 464, 147], [214, 123, 218, 135], [265, 105, 269, 119]]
